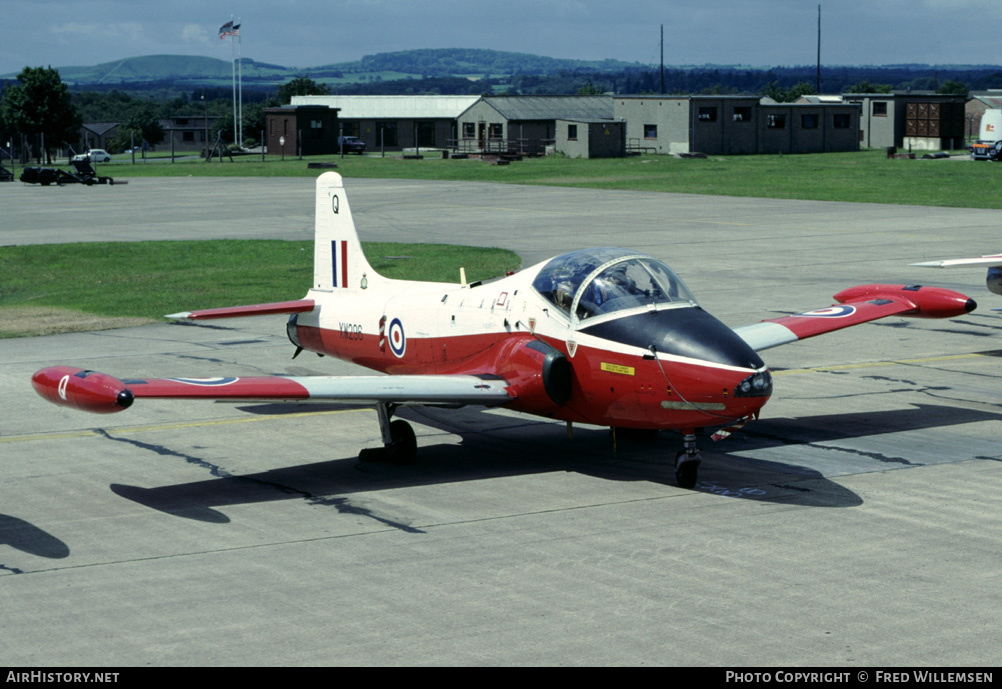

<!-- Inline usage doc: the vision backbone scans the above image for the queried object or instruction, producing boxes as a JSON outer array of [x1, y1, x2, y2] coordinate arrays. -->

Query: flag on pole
[[219, 21, 239, 39]]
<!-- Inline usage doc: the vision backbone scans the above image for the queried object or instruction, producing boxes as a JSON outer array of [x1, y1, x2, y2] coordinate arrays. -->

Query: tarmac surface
[[1, 174, 1000, 666]]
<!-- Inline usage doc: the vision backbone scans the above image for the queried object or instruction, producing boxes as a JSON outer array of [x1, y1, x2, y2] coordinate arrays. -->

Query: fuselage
[[290, 248, 772, 431]]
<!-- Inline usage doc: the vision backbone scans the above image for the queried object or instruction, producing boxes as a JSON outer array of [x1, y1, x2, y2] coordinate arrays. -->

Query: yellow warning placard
[[601, 362, 635, 376]]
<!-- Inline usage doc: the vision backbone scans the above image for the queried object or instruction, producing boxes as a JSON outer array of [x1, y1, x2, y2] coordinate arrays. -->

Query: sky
[[4, 0, 1002, 77]]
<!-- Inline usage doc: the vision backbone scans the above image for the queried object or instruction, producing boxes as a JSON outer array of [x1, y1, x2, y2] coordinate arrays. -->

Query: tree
[[123, 103, 165, 148], [844, 80, 893, 94], [760, 80, 815, 103], [0, 66, 81, 162], [937, 79, 968, 96], [277, 76, 331, 105]]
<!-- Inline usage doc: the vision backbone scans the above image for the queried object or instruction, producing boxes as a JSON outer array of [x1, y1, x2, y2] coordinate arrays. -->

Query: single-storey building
[[290, 95, 478, 151], [77, 123, 120, 153], [457, 96, 614, 155], [614, 96, 860, 155], [838, 92, 966, 150], [160, 115, 220, 153], [264, 104, 341, 157], [555, 119, 626, 158], [965, 93, 1002, 141]]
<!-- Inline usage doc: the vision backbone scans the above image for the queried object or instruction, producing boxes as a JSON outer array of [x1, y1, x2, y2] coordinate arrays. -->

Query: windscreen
[[532, 249, 696, 321]]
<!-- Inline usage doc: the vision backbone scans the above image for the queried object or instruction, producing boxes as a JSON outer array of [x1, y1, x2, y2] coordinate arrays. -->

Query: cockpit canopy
[[532, 248, 698, 323]]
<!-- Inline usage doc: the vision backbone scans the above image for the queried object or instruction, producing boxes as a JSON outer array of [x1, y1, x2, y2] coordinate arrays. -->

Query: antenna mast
[[816, 5, 822, 93]]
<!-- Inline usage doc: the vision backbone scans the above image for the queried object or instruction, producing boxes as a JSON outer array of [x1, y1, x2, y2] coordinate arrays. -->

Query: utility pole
[[660, 24, 664, 95]]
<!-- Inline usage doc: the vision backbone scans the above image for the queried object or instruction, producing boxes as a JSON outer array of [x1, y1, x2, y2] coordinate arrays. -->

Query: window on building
[[733, 107, 752, 122], [833, 114, 851, 129], [462, 122, 475, 139], [568, 124, 578, 140], [872, 101, 888, 116], [698, 107, 717, 122], [310, 119, 324, 140], [644, 124, 657, 139], [767, 114, 787, 129], [488, 123, 503, 140], [801, 114, 819, 129], [183, 131, 194, 142]]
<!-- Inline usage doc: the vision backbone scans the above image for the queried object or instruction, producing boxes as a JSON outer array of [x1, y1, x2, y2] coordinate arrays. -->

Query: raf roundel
[[792, 305, 857, 319], [388, 318, 406, 358]]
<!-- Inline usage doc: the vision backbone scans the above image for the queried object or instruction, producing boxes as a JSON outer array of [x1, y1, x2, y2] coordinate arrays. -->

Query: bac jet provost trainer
[[32, 173, 977, 488]]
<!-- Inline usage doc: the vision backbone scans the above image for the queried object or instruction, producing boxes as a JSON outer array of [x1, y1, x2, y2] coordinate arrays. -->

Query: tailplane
[[313, 172, 384, 292]]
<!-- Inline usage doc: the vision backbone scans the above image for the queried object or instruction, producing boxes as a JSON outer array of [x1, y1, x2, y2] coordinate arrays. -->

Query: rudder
[[312, 172, 382, 292]]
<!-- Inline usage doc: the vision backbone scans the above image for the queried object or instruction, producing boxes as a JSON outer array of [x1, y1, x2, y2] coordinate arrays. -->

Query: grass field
[[74, 148, 1002, 209], [8, 147, 1002, 337], [0, 240, 521, 338]]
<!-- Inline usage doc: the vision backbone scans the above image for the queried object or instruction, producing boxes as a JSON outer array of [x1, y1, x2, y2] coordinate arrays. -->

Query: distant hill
[[5, 49, 1002, 98], [2, 49, 648, 87], [33, 54, 292, 85]]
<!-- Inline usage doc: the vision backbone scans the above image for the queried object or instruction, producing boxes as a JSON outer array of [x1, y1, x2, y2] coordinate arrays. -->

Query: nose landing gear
[[674, 431, 701, 489]]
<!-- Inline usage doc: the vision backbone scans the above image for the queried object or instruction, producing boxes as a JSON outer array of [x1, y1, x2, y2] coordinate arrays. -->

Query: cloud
[[52, 22, 146, 42], [181, 24, 210, 45]]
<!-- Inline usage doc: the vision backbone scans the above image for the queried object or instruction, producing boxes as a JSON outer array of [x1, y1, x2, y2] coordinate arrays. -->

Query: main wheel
[[674, 450, 699, 489], [388, 420, 417, 465]]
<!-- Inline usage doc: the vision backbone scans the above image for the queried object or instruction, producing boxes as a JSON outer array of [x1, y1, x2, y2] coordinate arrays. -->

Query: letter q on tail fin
[[313, 172, 384, 292]]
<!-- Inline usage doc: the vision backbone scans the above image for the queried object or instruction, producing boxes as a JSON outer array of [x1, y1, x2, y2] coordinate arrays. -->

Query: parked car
[[337, 136, 366, 154], [72, 149, 112, 163]]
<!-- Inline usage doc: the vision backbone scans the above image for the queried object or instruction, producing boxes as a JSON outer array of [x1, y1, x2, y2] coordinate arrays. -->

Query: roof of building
[[474, 95, 613, 121], [81, 122, 119, 136], [290, 95, 480, 119], [970, 93, 1002, 109]]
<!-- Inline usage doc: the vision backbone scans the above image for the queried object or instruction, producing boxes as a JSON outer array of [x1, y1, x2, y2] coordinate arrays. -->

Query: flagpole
[[238, 23, 243, 147], [231, 33, 237, 149]]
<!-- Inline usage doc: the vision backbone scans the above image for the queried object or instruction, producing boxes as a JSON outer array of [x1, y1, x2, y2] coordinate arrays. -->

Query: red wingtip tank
[[32, 366, 134, 414], [834, 284, 977, 319]]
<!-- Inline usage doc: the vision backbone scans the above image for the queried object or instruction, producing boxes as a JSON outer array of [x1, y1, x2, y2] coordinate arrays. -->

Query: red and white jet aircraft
[[32, 173, 977, 488]]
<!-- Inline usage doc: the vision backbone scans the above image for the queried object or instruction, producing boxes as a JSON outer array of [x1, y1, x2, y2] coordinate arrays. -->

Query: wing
[[31, 366, 513, 414], [733, 283, 976, 352]]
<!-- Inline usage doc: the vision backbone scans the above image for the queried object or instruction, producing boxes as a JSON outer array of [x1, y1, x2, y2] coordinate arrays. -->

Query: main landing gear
[[674, 431, 701, 489], [358, 403, 417, 465]]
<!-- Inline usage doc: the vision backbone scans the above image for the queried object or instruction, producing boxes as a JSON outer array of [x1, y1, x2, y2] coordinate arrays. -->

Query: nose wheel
[[674, 432, 701, 489], [358, 403, 417, 465]]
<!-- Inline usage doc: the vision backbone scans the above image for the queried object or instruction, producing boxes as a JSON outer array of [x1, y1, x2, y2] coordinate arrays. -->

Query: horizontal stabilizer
[[166, 299, 315, 320]]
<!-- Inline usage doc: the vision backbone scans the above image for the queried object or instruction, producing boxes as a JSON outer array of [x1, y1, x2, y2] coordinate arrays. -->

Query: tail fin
[[312, 172, 383, 292]]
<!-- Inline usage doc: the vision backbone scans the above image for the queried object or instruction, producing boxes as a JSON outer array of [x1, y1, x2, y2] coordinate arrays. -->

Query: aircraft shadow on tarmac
[[0, 514, 70, 564], [105, 400, 999, 525]]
